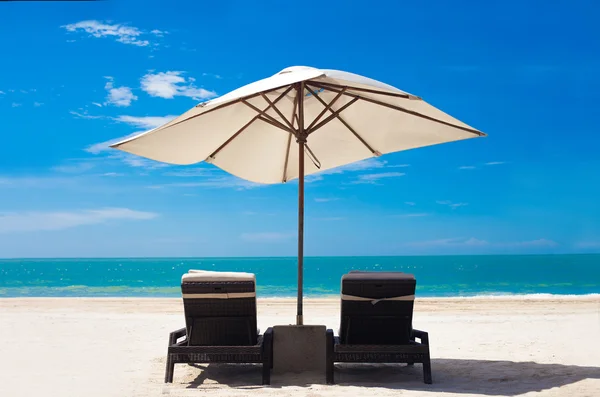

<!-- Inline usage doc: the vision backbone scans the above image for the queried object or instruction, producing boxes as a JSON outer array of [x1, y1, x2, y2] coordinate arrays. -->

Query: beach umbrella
[[111, 66, 485, 325]]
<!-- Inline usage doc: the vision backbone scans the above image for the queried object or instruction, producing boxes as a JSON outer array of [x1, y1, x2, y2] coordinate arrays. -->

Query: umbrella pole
[[297, 82, 305, 326]]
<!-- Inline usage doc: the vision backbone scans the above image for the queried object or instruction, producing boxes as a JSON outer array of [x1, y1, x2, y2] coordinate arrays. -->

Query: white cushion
[[181, 270, 255, 283]]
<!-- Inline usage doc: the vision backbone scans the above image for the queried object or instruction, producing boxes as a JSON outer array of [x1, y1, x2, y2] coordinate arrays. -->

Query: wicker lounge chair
[[165, 270, 273, 384], [326, 271, 432, 384]]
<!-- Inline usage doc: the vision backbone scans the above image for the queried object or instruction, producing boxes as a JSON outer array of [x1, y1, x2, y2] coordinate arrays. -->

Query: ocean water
[[0, 255, 599, 298]]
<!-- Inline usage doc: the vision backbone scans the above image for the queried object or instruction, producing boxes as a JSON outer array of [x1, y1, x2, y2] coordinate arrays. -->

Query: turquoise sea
[[0, 255, 599, 298]]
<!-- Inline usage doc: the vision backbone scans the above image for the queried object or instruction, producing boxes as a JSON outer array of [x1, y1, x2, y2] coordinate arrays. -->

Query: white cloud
[[388, 164, 410, 168], [92, 102, 103, 107], [12, 103, 21, 107], [163, 168, 211, 177], [149, 175, 263, 190], [202, 72, 223, 79], [85, 132, 140, 154], [408, 237, 489, 248], [436, 200, 469, 209], [0, 208, 158, 233], [119, 155, 169, 169], [240, 232, 294, 242], [114, 114, 177, 129], [70, 110, 104, 120], [352, 172, 405, 184], [0, 176, 78, 189], [314, 197, 338, 203], [458, 166, 476, 170], [0, 90, 5, 95], [322, 158, 387, 175], [511, 238, 558, 248], [61, 20, 155, 47], [33, 102, 44, 107], [485, 161, 505, 166], [52, 161, 96, 174], [141, 71, 217, 100], [398, 213, 430, 218], [104, 77, 137, 107], [407, 237, 558, 249], [150, 29, 167, 37], [404, 201, 416, 206]]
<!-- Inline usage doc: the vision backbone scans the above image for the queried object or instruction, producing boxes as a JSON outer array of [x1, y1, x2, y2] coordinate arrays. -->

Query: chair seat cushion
[[182, 270, 256, 283]]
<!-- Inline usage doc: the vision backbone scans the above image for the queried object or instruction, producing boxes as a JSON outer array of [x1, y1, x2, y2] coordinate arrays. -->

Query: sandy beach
[[0, 297, 599, 396]]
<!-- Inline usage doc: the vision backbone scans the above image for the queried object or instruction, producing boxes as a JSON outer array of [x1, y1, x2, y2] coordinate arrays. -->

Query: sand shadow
[[180, 359, 600, 394], [333, 359, 600, 395], [184, 363, 266, 389]]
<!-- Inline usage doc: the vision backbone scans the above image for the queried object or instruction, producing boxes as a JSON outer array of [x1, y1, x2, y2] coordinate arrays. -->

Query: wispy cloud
[[458, 166, 476, 170], [84, 115, 178, 170], [0, 208, 158, 233], [114, 114, 177, 130], [0, 90, 5, 95], [485, 161, 505, 166], [70, 110, 104, 120], [92, 102, 103, 107], [408, 237, 489, 248], [141, 71, 217, 100], [322, 158, 387, 174], [436, 200, 468, 209], [85, 133, 140, 154], [104, 77, 137, 107], [61, 20, 164, 47], [0, 175, 79, 189], [33, 102, 43, 107], [388, 164, 411, 168], [404, 202, 416, 206], [314, 197, 338, 203], [240, 232, 294, 242], [352, 172, 405, 184], [202, 72, 223, 79], [407, 237, 558, 249], [12, 103, 22, 108], [163, 168, 211, 177], [398, 213, 430, 218], [52, 161, 96, 174], [148, 175, 263, 191]]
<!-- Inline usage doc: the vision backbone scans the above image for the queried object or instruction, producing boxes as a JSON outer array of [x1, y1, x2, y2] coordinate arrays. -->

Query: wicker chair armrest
[[412, 329, 429, 345], [169, 328, 187, 346]]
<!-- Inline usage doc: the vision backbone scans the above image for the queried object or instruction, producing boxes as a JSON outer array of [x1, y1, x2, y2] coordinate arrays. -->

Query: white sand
[[1, 297, 599, 396]]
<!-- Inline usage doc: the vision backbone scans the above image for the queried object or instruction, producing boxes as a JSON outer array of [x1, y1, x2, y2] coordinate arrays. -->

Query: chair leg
[[326, 329, 335, 384], [423, 355, 432, 384], [165, 355, 175, 383], [262, 361, 271, 385]]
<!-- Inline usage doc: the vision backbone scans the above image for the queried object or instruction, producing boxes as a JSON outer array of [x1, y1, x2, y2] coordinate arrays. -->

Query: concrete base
[[272, 325, 326, 383]]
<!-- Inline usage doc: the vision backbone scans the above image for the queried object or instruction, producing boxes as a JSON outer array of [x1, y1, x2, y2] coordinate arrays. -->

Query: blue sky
[[1, 0, 599, 257]]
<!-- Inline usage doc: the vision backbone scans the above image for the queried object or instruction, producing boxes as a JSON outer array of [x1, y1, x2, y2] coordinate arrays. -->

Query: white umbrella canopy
[[112, 66, 484, 184], [111, 66, 485, 324]]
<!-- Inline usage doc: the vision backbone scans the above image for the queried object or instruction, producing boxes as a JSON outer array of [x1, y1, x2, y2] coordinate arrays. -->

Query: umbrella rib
[[242, 100, 296, 135], [307, 97, 359, 135], [257, 115, 296, 135], [260, 93, 295, 131], [306, 84, 379, 156], [307, 80, 413, 99], [305, 87, 346, 131], [208, 87, 294, 160], [282, 89, 299, 183], [159, 85, 288, 132], [308, 81, 484, 136]]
